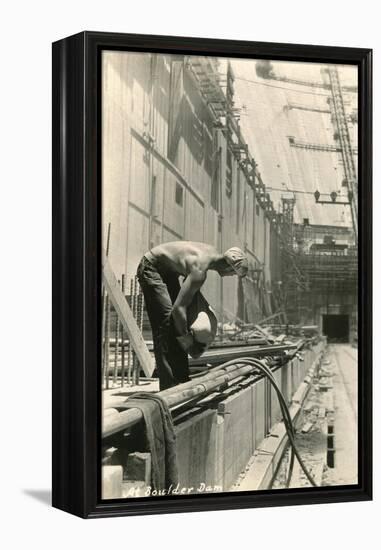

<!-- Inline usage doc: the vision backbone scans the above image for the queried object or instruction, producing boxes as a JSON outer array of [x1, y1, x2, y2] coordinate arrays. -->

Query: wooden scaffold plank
[[102, 256, 155, 377]]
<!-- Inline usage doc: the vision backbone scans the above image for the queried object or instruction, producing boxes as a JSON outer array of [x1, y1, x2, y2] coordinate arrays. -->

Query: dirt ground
[[271, 344, 358, 489]]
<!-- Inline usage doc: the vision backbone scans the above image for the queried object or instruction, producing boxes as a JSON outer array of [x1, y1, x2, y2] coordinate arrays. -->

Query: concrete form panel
[[290, 359, 298, 394], [218, 386, 254, 490], [125, 208, 149, 278], [129, 137, 150, 213], [271, 368, 283, 424], [253, 378, 266, 448], [175, 409, 221, 491], [281, 362, 292, 404], [185, 194, 204, 242]]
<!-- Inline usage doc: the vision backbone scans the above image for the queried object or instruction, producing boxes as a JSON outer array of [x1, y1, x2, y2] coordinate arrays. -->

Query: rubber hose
[[224, 357, 317, 488], [248, 359, 317, 487]]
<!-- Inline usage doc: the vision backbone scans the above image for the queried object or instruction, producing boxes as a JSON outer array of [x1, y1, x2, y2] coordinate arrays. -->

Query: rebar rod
[[120, 274, 126, 387], [104, 294, 111, 389], [127, 278, 134, 385], [113, 280, 121, 386], [133, 276, 140, 385], [101, 290, 108, 387]]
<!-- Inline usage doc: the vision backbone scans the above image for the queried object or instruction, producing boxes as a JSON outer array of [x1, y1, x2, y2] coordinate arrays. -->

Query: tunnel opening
[[322, 314, 349, 343]]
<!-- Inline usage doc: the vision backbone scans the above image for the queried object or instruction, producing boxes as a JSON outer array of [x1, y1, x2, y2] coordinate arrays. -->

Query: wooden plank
[[318, 406, 326, 418], [301, 421, 313, 433], [253, 324, 273, 344], [256, 311, 285, 326], [102, 257, 154, 377], [189, 343, 297, 366]]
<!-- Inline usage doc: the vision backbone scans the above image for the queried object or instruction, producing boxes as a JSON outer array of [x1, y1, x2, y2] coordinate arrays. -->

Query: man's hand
[[176, 332, 194, 352], [176, 331, 207, 359], [188, 341, 207, 359], [172, 268, 207, 336]]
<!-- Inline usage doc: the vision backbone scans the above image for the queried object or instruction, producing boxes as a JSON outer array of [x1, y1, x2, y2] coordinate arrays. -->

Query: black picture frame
[[52, 31, 372, 519]]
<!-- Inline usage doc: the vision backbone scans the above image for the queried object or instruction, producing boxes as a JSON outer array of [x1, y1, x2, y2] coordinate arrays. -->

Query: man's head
[[219, 247, 248, 278]]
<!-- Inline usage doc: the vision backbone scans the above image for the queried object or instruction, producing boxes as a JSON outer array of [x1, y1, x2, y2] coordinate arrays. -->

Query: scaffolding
[[325, 66, 358, 242], [298, 250, 357, 292], [288, 136, 358, 154], [186, 56, 227, 122], [278, 195, 308, 322], [285, 102, 331, 114]]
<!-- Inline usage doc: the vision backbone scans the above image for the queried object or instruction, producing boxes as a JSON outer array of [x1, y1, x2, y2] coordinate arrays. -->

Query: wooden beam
[[253, 324, 274, 344], [257, 310, 285, 326], [189, 343, 297, 367], [102, 257, 155, 377]]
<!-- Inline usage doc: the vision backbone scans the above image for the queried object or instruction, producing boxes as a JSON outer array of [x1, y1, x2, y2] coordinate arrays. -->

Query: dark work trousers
[[137, 255, 189, 391]]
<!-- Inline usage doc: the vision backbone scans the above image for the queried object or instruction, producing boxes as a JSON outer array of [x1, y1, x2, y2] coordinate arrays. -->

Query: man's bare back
[[149, 241, 222, 278]]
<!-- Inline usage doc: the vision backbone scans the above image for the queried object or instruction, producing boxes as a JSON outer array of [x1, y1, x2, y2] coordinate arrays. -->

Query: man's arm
[[171, 268, 206, 338]]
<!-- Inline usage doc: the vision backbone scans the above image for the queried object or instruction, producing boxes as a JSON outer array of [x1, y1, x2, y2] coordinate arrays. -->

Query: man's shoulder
[[186, 247, 214, 276]]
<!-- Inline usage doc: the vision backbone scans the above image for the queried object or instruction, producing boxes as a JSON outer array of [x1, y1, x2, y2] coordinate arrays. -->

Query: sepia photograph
[[2, 0, 377, 540], [100, 51, 358, 500]]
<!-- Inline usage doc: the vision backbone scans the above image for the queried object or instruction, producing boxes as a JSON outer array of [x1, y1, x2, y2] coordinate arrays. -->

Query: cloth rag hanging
[[120, 392, 178, 491]]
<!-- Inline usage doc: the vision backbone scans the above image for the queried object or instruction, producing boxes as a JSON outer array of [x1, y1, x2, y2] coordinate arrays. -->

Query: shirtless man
[[137, 241, 248, 390]]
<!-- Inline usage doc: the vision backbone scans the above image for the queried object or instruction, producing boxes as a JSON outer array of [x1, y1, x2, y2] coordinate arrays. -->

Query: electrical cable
[[249, 358, 317, 487], [216, 356, 318, 488], [247, 358, 297, 487], [257, 358, 296, 486]]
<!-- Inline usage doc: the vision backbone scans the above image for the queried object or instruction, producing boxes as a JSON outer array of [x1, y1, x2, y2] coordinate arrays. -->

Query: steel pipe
[[103, 360, 261, 439]]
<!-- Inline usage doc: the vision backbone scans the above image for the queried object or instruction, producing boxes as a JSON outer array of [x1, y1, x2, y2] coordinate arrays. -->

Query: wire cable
[[218, 356, 318, 487], [234, 76, 331, 97]]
